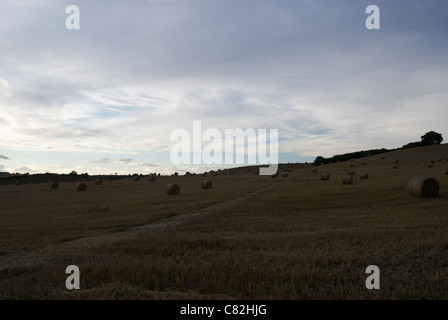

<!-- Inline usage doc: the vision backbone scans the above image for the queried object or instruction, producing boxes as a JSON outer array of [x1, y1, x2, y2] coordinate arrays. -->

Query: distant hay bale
[[76, 182, 87, 191], [201, 180, 212, 189], [394, 160, 398, 163], [393, 164, 399, 169], [407, 176, 439, 198], [348, 169, 355, 175], [288, 169, 292, 172], [174, 172, 179, 176], [49, 181, 59, 189], [185, 172, 191, 176], [350, 158, 354, 162], [254, 169, 259, 174], [14, 181, 20, 186], [320, 173, 330, 180], [381, 157, 385, 160], [94, 179, 103, 185], [429, 160, 434, 163], [342, 176, 353, 185], [311, 168, 317, 173], [48, 180, 55, 185], [149, 175, 156, 182], [166, 183, 180, 195], [446, 169, 448, 175], [360, 172, 369, 179], [438, 158, 443, 162], [134, 176, 140, 181], [428, 163, 434, 168], [362, 162, 366, 166], [282, 172, 288, 177], [350, 163, 355, 167]]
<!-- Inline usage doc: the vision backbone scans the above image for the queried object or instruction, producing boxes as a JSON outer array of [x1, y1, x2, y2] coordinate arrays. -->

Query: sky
[[0, 0, 447, 175]]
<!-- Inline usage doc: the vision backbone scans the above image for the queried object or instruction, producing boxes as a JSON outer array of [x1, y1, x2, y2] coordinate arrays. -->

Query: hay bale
[[393, 164, 399, 169], [282, 172, 288, 177], [311, 168, 317, 173], [348, 169, 355, 176], [149, 175, 156, 182], [166, 184, 180, 195], [362, 162, 366, 166], [94, 179, 103, 185], [350, 158, 354, 162], [360, 172, 369, 179], [381, 157, 385, 160], [394, 160, 398, 163], [321, 173, 330, 180], [174, 172, 179, 176], [342, 176, 353, 185], [350, 163, 355, 167], [14, 181, 21, 186], [407, 176, 439, 198], [428, 163, 434, 168], [76, 182, 87, 191], [429, 160, 435, 163], [134, 176, 140, 181], [49, 181, 59, 189], [201, 180, 212, 189]]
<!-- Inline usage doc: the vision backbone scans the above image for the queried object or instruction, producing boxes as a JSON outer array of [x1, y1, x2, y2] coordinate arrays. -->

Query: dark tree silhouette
[[421, 131, 443, 146]]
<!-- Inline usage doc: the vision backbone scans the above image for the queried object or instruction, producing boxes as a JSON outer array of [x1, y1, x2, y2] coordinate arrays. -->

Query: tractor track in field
[[0, 178, 287, 271]]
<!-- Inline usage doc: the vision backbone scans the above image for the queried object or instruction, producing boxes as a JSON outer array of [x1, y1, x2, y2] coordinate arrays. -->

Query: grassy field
[[1, 145, 448, 299]]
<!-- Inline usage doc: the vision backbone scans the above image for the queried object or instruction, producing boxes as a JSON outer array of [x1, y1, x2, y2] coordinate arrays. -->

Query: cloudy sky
[[0, 0, 447, 175]]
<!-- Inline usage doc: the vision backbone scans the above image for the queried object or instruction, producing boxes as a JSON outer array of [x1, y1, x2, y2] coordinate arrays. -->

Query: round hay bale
[[48, 180, 55, 185], [428, 163, 434, 168], [282, 172, 288, 177], [407, 176, 439, 198], [201, 180, 212, 189], [429, 160, 435, 163], [321, 173, 330, 180], [350, 163, 355, 167], [393, 164, 399, 169], [362, 162, 366, 166], [360, 172, 369, 179], [394, 160, 398, 163], [381, 157, 385, 160], [446, 169, 448, 175], [350, 158, 354, 162], [134, 176, 140, 181], [49, 181, 59, 189], [174, 172, 179, 176], [14, 181, 21, 186], [342, 176, 353, 185], [348, 169, 355, 176], [311, 168, 317, 173], [149, 175, 156, 182], [94, 179, 103, 185], [76, 182, 87, 191], [166, 183, 180, 195]]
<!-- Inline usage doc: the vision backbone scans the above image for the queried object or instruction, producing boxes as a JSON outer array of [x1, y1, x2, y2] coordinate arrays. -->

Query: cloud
[[15, 166, 34, 173], [0, 155, 10, 160], [0, 1, 446, 173]]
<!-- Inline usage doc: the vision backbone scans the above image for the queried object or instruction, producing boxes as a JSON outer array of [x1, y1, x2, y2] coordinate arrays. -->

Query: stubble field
[[1, 144, 448, 299]]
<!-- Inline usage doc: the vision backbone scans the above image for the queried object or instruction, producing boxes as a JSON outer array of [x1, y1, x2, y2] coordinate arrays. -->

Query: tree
[[69, 170, 78, 176], [421, 131, 443, 146]]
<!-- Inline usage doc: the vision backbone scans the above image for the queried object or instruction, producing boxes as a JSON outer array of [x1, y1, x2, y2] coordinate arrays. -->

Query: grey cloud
[[0, 155, 10, 160]]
